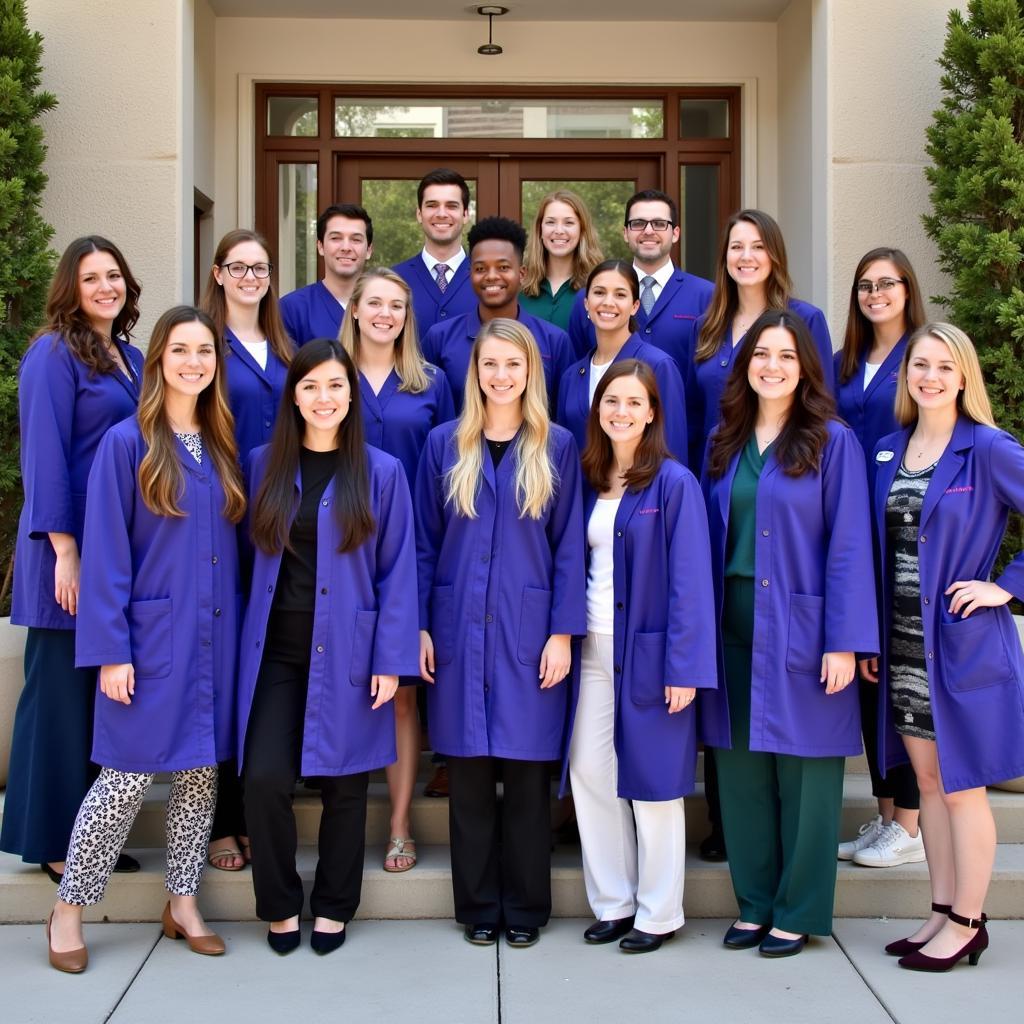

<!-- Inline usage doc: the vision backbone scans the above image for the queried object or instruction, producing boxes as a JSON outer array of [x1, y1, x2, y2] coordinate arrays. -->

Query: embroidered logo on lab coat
[[876, 450, 894, 463]]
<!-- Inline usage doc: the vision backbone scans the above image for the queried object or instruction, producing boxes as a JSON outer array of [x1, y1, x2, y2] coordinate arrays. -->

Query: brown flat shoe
[[161, 902, 225, 956], [47, 912, 87, 974], [424, 765, 449, 798]]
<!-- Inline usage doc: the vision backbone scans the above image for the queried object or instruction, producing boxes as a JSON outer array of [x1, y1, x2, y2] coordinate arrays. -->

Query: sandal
[[383, 837, 417, 873], [207, 843, 245, 872]]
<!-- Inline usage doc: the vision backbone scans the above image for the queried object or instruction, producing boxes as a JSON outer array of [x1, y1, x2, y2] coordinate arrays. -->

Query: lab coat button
[[616, 530, 623, 538], [923, 596, 930, 605], [321, 587, 328, 595], [264, 420, 271, 428], [720, 359, 728, 367], [486, 614, 493, 623], [927, 651, 934, 660], [614, 664, 621, 673], [440, 311, 448, 318], [616, 601, 624, 610], [761, 529, 769, 537], [322, 499, 329, 507], [645, 327, 652, 334], [578, 367, 586, 376], [267, 585, 273, 592], [920, 535, 927, 543], [213, 608, 221, 617], [211, 555, 218, 564], [316, 645, 325, 654], [761, 579, 769, 587]]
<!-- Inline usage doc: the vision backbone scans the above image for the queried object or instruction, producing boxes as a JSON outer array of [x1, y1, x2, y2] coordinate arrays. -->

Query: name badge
[[876, 450, 894, 463]]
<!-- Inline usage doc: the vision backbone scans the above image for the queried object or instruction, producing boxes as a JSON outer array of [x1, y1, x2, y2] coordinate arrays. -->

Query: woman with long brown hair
[[2, 236, 144, 885], [45, 305, 246, 972], [701, 309, 877, 957]]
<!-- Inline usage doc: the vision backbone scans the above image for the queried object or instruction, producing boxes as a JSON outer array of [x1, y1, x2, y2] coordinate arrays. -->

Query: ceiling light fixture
[[476, 6, 508, 56]]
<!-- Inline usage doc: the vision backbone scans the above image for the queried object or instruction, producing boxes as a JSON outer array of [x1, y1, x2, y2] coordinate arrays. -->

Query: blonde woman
[[339, 268, 455, 872], [866, 323, 1024, 970], [520, 189, 604, 335], [414, 318, 586, 948]]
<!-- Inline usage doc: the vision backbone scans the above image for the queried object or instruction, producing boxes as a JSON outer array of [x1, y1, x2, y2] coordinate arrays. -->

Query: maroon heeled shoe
[[884, 902, 952, 956], [897, 910, 988, 972]]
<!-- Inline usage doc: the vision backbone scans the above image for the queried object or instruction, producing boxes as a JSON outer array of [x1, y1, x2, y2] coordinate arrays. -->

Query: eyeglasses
[[856, 277, 905, 295], [221, 261, 272, 279], [626, 218, 674, 232]]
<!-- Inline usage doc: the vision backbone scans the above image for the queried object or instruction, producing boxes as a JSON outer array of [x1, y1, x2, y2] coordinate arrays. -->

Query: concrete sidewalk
[[5, 918, 1015, 1024]]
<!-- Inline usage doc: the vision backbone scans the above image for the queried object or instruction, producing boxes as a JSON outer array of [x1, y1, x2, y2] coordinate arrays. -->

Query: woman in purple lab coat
[[568, 360, 716, 954], [201, 228, 294, 872], [416, 318, 586, 949], [46, 305, 246, 973], [238, 339, 420, 956], [701, 309, 878, 958], [339, 267, 455, 874], [2, 237, 144, 885], [865, 323, 1024, 971], [834, 249, 927, 870]]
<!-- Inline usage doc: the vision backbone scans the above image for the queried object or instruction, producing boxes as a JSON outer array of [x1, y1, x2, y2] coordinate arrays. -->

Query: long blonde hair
[[522, 190, 604, 296], [445, 319, 556, 520], [894, 322, 996, 428], [338, 268, 429, 393], [137, 306, 246, 522]]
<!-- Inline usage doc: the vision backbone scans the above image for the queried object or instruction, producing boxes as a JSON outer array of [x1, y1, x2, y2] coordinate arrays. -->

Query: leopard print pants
[[57, 765, 218, 907]]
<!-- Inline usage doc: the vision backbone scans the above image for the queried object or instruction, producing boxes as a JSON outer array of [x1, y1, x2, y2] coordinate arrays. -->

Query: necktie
[[640, 275, 656, 315], [434, 263, 450, 294]]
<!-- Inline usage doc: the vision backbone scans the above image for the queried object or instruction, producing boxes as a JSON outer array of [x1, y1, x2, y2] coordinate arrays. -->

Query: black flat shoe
[[699, 829, 727, 862], [464, 923, 499, 946], [505, 926, 540, 948], [584, 917, 635, 944], [723, 923, 770, 949], [40, 863, 62, 884], [114, 854, 141, 873], [266, 928, 301, 955], [759, 932, 808, 958], [619, 928, 674, 954], [310, 927, 346, 955]]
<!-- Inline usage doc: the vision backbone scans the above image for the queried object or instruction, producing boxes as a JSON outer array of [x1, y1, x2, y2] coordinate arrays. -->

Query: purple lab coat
[[393, 254, 476, 334], [421, 307, 574, 415], [567, 266, 714, 361], [12, 334, 144, 631], [223, 328, 291, 461], [414, 422, 587, 760], [562, 462, 718, 801], [75, 418, 240, 773], [686, 299, 835, 472], [237, 444, 420, 777], [700, 421, 879, 757], [279, 280, 345, 346], [872, 418, 1024, 792], [555, 335, 689, 466]]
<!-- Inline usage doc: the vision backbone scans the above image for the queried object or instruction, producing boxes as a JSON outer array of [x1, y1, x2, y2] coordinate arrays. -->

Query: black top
[[486, 436, 513, 468]]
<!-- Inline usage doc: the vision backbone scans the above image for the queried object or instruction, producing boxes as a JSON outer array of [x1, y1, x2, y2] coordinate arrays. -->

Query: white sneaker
[[837, 815, 884, 861], [852, 821, 926, 867]]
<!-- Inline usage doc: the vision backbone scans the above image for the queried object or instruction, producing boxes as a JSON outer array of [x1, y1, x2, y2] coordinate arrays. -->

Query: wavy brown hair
[[838, 247, 926, 385], [522, 190, 604, 296], [32, 235, 142, 375], [695, 209, 794, 363], [707, 309, 835, 479], [251, 339, 374, 554], [137, 306, 246, 521], [581, 360, 670, 492], [200, 229, 292, 365]]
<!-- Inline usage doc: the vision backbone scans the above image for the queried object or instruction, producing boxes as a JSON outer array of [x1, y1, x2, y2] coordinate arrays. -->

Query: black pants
[[447, 755, 552, 928], [243, 658, 368, 922], [858, 678, 920, 809], [210, 760, 245, 842]]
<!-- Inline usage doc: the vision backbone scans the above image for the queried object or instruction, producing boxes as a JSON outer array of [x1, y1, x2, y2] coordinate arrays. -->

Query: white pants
[[569, 632, 686, 934]]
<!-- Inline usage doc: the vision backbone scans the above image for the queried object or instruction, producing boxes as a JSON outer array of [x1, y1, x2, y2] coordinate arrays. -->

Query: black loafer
[[619, 928, 674, 954], [114, 853, 141, 873], [464, 923, 499, 946], [505, 925, 540, 948], [723, 923, 770, 949], [759, 932, 808, 958], [310, 927, 346, 955], [584, 917, 635, 944], [267, 928, 301, 955], [698, 829, 727, 862]]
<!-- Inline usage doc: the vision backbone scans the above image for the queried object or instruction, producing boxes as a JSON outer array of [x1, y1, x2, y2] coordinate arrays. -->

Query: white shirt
[[589, 357, 614, 405], [632, 260, 675, 306], [240, 339, 268, 371], [863, 361, 881, 389], [586, 497, 621, 635], [421, 247, 467, 285]]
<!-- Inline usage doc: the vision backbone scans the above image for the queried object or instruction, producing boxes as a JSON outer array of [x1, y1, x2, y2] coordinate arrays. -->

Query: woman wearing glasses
[[201, 229, 294, 873], [834, 249, 927, 870]]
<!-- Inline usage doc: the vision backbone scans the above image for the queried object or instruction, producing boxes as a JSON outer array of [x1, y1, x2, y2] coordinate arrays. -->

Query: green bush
[[0, 0, 57, 611]]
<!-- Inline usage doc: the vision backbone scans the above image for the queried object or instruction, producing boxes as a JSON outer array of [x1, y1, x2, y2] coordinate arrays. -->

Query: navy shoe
[[584, 917, 635, 944], [759, 932, 808, 958], [464, 923, 499, 946], [505, 925, 540, 948], [723, 923, 770, 949], [619, 928, 674, 954], [310, 927, 346, 955], [267, 927, 301, 955]]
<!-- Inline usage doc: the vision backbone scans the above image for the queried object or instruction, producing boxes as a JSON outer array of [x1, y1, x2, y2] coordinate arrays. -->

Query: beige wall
[[194, 0, 218, 285], [26, 0, 186, 344]]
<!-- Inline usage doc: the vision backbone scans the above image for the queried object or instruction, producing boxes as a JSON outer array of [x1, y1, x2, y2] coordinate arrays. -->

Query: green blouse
[[724, 435, 771, 579], [519, 278, 580, 333]]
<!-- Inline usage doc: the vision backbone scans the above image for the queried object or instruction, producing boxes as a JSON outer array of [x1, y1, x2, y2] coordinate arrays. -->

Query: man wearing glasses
[[568, 189, 713, 365], [279, 203, 374, 345]]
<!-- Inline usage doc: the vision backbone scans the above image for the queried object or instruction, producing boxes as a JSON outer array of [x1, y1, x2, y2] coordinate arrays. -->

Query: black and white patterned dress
[[885, 461, 936, 740], [176, 431, 203, 464]]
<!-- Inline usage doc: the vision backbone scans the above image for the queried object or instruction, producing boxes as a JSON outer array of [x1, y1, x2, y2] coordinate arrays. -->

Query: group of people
[[3, 167, 1023, 976]]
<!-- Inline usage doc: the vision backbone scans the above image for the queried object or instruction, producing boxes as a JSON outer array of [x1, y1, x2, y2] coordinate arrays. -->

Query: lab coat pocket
[[431, 585, 455, 666], [786, 593, 825, 675], [128, 597, 173, 680], [517, 586, 553, 666], [349, 608, 379, 686], [940, 612, 1014, 692], [630, 631, 667, 707]]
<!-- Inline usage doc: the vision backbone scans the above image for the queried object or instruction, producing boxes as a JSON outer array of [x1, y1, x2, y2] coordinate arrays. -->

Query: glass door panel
[[270, 158, 318, 293]]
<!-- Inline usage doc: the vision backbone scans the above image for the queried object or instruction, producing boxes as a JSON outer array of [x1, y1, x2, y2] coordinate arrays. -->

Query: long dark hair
[[581, 359, 671, 492], [707, 310, 835, 479], [585, 259, 640, 335], [838, 247, 926, 384], [251, 339, 374, 554], [34, 235, 142, 374]]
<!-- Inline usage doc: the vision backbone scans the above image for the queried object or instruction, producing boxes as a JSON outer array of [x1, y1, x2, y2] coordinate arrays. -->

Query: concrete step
[[3, 842, 1023, 924]]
